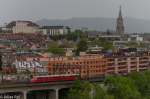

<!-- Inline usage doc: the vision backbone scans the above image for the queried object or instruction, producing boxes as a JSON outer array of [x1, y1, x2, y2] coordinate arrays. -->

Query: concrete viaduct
[[0, 81, 74, 99], [0, 78, 103, 99]]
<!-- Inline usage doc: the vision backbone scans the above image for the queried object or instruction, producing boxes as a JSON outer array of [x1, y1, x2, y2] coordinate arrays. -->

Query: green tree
[[128, 71, 150, 98], [89, 38, 114, 50], [50, 35, 65, 41], [67, 81, 92, 99], [76, 39, 88, 54], [93, 84, 114, 99], [126, 41, 140, 48], [66, 30, 87, 41], [46, 42, 65, 55], [66, 71, 150, 99], [66, 32, 78, 41], [59, 39, 76, 48], [105, 75, 141, 99]]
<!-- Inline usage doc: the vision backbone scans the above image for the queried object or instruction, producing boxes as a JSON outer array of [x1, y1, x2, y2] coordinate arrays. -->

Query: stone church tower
[[116, 6, 124, 34]]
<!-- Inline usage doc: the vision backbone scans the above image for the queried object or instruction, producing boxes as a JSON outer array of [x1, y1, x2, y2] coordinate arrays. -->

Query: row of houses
[[0, 33, 48, 50], [1, 20, 71, 36]]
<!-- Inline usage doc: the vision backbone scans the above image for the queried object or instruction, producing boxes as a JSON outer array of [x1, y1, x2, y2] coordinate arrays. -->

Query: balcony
[[118, 64, 127, 67], [118, 70, 128, 74], [106, 70, 115, 74], [107, 63, 115, 66], [139, 68, 148, 71], [107, 61, 115, 64], [139, 65, 148, 68], [131, 70, 137, 72], [139, 60, 148, 63], [107, 59, 115, 61], [139, 57, 148, 60], [140, 62, 149, 66], [130, 66, 137, 69], [117, 60, 127, 63], [107, 67, 115, 70]]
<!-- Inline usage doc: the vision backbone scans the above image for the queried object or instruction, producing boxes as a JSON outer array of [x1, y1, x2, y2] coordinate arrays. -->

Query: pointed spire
[[119, 6, 122, 17], [116, 5, 124, 34]]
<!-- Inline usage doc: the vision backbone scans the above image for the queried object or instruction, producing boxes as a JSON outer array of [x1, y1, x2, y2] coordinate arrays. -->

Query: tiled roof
[[6, 20, 39, 28]]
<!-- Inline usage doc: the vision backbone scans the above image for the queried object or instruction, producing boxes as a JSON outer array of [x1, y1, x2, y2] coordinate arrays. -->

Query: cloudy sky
[[0, 0, 149, 24]]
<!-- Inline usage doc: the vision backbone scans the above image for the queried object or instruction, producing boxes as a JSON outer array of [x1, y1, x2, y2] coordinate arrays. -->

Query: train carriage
[[31, 74, 79, 83]]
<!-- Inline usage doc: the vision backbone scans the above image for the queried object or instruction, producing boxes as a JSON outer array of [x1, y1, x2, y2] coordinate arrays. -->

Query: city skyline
[[0, 0, 150, 24]]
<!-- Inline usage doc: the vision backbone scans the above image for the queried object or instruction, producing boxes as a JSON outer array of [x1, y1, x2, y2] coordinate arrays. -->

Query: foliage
[[59, 39, 76, 48], [67, 81, 114, 99], [125, 41, 147, 48], [128, 71, 150, 98], [50, 35, 66, 41], [76, 39, 88, 54], [46, 41, 65, 55], [125, 41, 139, 48], [89, 38, 114, 50], [67, 71, 150, 99], [49, 30, 87, 41], [93, 84, 114, 99], [105, 75, 141, 99], [67, 81, 92, 99], [66, 32, 79, 41]]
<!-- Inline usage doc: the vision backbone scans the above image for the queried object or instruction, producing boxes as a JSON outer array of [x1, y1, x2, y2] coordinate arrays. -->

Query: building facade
[[6, 21, 40, 33], [105, 51, 150, 75], [46, 54, 106, 79], [128, 34, 144, 42], [40, 26, 71, 36]]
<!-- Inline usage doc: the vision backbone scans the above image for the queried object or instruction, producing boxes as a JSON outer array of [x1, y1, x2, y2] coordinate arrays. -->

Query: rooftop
[[6, 20, 39, 28], [40, 26, 70, 29]]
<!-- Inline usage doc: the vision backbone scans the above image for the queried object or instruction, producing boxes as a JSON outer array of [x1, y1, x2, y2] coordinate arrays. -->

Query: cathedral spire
[[119, 6, 122, 17], [116, 6, 124, 34]]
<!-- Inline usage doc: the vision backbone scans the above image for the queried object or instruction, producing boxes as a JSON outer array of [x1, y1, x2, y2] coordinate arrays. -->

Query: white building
[[88, 45, 103, 53], [113, 41, 128, 48], [40, 26, 71, 36], [128, 35, 143, 42], [6, 21, 40, 33]]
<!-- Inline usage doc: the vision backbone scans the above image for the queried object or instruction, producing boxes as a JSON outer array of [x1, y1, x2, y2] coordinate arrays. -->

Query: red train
[[31, 74, 79, 83]]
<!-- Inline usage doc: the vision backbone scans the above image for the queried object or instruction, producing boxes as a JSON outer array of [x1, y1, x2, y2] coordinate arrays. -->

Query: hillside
[[37, 17, 150, 33]]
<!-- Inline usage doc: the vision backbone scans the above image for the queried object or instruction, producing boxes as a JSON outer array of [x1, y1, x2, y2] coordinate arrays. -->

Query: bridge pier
[[49, 89, 59, 99], [23, 91, 27, 99], [0, 82, 73, 99]]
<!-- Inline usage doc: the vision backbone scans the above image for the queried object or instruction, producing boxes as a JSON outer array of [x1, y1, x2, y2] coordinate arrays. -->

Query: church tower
[[116, 6, 124, 34]]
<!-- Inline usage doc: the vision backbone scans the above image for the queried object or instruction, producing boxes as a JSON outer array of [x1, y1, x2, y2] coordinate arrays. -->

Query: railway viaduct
[[0, 78, 103, 99], [0, 81, 74, 99]]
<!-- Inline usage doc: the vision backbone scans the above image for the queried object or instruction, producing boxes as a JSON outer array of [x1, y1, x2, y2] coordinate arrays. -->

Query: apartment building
[[105, 51, 150, 75], [11, 50, 150, 78], [47, 54, 106, 79]]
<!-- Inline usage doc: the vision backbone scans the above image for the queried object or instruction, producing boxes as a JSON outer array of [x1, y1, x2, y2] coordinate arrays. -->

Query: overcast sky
[[0, 0, 149, 24]]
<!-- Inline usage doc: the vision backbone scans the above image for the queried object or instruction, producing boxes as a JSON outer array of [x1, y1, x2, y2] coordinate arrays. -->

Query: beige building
[[6, 21, 40, 33]]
